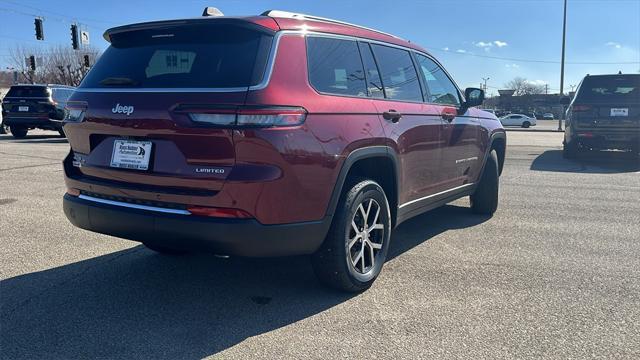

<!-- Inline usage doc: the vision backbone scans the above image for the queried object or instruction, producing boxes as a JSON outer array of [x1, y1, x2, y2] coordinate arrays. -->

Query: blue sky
[[1, 0, 638, 95]]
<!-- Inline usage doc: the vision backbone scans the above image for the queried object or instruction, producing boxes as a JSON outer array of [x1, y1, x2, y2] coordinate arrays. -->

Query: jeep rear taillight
[[64, 101, 88, 123], [176, 105, 307, 128]]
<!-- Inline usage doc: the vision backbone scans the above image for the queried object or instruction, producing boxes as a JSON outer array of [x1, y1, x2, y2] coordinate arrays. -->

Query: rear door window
[[307, 37, 367, 97], [357, 42, 384, 98], [80, 23, 273, 89], [415, 54, 460, 106], [370, 44, 423, 102]]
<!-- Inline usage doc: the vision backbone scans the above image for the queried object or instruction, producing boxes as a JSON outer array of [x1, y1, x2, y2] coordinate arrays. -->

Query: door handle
[[383, 110, 402, 123], [441, 107, 457, 123]]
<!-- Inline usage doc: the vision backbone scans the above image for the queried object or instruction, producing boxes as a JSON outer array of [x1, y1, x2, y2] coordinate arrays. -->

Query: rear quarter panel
[[240, 34, 386, 224]]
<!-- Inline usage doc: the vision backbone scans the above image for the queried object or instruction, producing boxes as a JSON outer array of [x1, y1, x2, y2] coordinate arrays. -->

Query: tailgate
[[65, 91, 243, 192]]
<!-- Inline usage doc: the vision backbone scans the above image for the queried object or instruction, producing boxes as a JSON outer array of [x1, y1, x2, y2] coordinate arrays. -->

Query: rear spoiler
[[103, 17, 279, 42]]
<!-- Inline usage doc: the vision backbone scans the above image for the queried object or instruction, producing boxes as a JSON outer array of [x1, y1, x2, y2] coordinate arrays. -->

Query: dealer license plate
[[110, 139, 152, 171]]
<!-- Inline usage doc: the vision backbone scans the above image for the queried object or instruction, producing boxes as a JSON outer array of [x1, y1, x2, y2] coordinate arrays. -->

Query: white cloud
[[456, 49, 467, 53], [527, 79, 547, 86], [605, 41, 622, 49], [443, 47, 450, 51], [474, 40, 508, 52], [475, 41, 493, 48], [505, 63, 520, 68]]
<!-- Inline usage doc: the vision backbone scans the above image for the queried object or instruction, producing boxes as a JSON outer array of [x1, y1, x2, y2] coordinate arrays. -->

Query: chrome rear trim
[[399, 183, 475, 209], [78, 194, 191, 215]]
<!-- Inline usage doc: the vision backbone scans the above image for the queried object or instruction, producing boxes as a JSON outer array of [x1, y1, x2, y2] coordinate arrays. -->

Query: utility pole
[[545, 84, 549, 94], [482, 77, 490, 93], [558, 0, 567, 131]]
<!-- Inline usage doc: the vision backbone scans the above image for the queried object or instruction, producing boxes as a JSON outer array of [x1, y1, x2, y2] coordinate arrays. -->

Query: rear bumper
[[4, 116, 62, 129], [63, 194, 331, 257], [570, 130, 640, 151]]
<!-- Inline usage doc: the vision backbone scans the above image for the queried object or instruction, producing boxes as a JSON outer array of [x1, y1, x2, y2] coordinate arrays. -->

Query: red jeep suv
[[62, 9, 506, 291]]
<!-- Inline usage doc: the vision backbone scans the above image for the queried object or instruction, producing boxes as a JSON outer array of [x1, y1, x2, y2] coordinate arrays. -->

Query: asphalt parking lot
[[1, 130, 639, 359]]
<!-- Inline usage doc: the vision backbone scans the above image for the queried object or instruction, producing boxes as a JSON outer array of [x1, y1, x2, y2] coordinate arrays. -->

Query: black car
[[1, 84, 75, 138], [0, 99, 8, 134], [563, 74, 639, 158]]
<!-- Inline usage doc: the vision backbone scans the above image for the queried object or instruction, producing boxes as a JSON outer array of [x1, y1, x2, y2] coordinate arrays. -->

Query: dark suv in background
[[62, 9, 506, 291], [563, 73, 639, 158], [2, 84, 75, 138]]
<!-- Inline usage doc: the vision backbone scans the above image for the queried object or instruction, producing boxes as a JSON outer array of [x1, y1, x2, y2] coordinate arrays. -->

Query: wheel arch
[[490, 132, 506, 175], [477, 131, 506, 178], [326, 146, 399, 226]]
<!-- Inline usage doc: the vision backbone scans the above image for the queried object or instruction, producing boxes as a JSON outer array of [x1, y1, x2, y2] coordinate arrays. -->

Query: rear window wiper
[[99, 77, 139, 87]]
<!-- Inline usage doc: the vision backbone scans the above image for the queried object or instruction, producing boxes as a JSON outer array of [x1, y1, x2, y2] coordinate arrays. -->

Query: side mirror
[[464, 87, 485, 108], [560, 96, 571, 105]]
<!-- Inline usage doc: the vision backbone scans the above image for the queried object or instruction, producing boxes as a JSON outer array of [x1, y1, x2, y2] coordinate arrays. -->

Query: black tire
[[143, 243, 188, 255], [522, 121, 531, 128], [58, 128, 66, 137], [0, 121, 8, 134], [311, 179, 392, 292], [470, 150, 499, 215], [563, 141, 578, 159], [10, 126, 27, 139]]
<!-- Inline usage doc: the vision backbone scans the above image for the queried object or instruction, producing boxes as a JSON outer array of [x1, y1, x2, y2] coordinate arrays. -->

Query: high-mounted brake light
[[178, 105, 307, 127]]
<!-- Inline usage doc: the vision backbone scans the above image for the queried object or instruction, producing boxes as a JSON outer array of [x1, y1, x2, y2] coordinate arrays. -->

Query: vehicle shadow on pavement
[[0, 136, 68, 144], [0, 134, 68, 144], [388, 204, 489, 260], [0, 205, 486, 359], [530, 150, 640, 174]]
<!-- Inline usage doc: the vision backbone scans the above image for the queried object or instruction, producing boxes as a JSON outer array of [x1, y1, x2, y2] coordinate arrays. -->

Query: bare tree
[[504, 77, 545, 96], [8, 45, 47, 84], [45, 45, 100, 86], [8, 45, 100, 86]]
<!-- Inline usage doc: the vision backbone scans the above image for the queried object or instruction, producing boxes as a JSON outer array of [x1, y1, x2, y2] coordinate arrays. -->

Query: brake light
[[177, 105, 307, 127], [572, 105, 591, 112], [187, 206, 253, 219], [237, 107, 307, 126]]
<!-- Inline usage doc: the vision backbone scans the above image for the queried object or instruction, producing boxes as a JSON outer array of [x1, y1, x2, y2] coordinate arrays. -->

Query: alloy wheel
[[347, 198, 385, 275]]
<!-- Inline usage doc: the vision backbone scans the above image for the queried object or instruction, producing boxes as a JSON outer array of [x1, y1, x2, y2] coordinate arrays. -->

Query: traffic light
[[71, 24, 79, 50], [29, 55, 36, 71], [83, 54, 90, 68], [34, 18, 44, 40]]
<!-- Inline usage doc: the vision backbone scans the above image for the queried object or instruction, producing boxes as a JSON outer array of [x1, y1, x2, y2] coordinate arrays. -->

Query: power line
[[430, 47, 640, 65], [0, 0, 117, 26]]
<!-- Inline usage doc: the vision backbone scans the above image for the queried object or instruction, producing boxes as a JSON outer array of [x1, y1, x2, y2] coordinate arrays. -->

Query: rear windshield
[[81, 23, 273, 89], [576, 75, 640, 103], [6, 86, 49, 98]]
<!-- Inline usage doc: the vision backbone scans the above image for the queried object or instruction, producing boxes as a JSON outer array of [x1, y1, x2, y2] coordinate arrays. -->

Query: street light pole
[[558, 0, 567, 131], [482, 77, 490, 94]]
